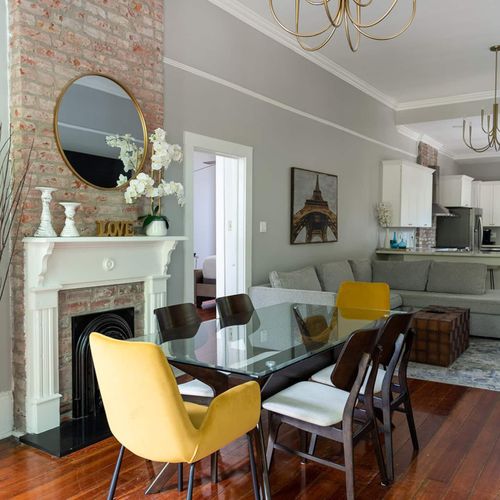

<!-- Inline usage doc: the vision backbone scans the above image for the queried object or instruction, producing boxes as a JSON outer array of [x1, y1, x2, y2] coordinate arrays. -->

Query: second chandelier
[[268, 0, 416, 53]]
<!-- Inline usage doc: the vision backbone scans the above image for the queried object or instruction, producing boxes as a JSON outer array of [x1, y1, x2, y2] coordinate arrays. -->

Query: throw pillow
[[269, 266, 322, 291], [372, 260, 431, 291], [348, 259, 372, 282], [315, 260, 355, 293], [426, 261, 486, 295]]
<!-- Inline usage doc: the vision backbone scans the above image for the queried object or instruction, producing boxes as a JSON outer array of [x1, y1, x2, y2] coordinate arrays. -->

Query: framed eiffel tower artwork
[[290, 167, 338, 244]]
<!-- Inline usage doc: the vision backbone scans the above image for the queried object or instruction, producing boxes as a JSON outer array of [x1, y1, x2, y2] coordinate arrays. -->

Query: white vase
[[59, 202, 81, 237], [34, 187, 57, 237], [145, 220, 168, 236]]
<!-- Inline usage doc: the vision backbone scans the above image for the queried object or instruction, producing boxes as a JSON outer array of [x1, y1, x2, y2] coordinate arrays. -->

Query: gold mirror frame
[[53, 73, 148, 191]]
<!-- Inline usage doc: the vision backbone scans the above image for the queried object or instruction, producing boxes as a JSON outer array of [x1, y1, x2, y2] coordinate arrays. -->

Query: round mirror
[[54, 74, 147, 190]]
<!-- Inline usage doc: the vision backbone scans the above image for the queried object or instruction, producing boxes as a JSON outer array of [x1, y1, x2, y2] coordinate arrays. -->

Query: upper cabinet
[[381, 160, 434, 228], [439, 175, 474, 207], [473, 181, 500, 226]]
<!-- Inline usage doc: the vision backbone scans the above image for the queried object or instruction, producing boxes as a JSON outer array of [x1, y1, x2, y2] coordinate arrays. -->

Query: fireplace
[[72, 308, 134, 419]]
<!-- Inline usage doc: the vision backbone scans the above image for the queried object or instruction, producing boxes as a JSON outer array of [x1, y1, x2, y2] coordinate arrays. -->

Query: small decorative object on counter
[[398, 237, 407, 249], [119, 128, 184, 236], [34, 187, 57, 237], [96, 220, 135, 237], [390, 231, 399, 249], [375, 201, 393, 248], [59, 202, 81, 237]]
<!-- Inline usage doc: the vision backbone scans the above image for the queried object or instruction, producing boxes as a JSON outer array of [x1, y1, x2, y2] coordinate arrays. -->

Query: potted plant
[[107, 128, 184, 236], [375, 201, 392, 249]]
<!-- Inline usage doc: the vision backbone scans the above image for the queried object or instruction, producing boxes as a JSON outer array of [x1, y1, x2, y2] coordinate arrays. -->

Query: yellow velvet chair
[[336, 281, 390, 311], [89, 332, 263, 500]]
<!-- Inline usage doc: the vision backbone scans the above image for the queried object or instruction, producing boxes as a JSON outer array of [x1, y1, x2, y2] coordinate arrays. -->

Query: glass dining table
[[132, 302, 390, 397], [131, 302, 390, 499]]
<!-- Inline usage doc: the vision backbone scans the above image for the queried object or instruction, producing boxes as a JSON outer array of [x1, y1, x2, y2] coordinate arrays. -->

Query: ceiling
[[211, 0, 500, 161], [239, 0, 500, 104]]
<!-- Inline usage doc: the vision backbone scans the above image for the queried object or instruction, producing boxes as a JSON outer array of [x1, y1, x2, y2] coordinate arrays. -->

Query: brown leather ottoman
[[410, 306, 470, 367]]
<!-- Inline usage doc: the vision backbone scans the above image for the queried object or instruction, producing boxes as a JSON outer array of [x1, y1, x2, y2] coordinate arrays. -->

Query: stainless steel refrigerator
[[435, 207, 483, 250]]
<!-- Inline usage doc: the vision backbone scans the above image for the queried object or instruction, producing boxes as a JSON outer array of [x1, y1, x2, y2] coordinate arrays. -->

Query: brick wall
[[58, 283, 144, 417], [8, 0, 164, 430], [416, 142, 437, 249]]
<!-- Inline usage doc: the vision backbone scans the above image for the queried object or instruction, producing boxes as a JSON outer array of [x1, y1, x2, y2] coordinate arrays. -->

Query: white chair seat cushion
[[310, 364, 386, 394], [179, 379, 214, 398], [171, 366, 185, 378], [262, 381, 349, 427]]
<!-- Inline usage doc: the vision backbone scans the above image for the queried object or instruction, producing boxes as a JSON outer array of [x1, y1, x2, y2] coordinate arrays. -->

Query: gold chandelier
[[268, 0, 416, 53], [463, 46, 500, 153]]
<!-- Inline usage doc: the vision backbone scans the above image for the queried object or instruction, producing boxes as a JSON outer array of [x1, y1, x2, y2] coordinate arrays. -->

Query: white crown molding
[[397, 90, 494, 111], [164, 57, 415, 158], [206, 0, 398, 110], [454, 151, 500, 162], [396, 125, 456, 160]]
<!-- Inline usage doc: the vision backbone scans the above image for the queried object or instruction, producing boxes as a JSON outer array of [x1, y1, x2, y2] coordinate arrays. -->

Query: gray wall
[[0, 0, 12, 395], [456, 160, 500, 181], [163, 0, 421, 303]]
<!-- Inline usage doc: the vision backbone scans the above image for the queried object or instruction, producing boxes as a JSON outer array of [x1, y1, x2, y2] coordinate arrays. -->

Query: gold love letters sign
[[96, 220, 135, 237]]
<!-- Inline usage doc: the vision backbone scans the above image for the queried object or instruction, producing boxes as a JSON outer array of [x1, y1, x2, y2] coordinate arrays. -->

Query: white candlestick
[[59, 202, 81, 237], [34, 187, 57, 237]]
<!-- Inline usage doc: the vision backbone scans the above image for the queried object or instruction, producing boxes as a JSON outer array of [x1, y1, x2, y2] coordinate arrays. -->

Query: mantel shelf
[[24, 236, 188, 243]]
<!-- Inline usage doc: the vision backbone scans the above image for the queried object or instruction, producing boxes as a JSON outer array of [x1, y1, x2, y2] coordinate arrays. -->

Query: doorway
[[183, 132, 253, 309]]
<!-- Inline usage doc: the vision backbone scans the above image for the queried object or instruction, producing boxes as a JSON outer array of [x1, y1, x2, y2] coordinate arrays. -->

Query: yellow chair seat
[[184, 402, 208, 429]]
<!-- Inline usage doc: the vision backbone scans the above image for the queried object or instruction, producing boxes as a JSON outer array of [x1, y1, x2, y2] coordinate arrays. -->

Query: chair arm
[[190, 381, 261, 462]]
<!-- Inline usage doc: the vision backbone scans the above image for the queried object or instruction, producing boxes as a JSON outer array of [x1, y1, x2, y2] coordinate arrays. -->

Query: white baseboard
[[0, 391, 13, 439]]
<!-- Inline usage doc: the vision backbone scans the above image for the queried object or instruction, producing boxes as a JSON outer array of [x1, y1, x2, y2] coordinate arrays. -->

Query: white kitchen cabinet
[[474, 181, 500, 226], [381, 160, 434, 228], [439, 175, 474, 207]]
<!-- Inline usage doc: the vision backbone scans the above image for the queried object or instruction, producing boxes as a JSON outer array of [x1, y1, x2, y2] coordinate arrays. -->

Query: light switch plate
[[259, 221, 267, 233]]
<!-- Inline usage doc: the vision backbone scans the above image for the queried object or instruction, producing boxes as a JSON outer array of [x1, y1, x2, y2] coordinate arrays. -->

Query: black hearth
[[20, 308, 134, 457]]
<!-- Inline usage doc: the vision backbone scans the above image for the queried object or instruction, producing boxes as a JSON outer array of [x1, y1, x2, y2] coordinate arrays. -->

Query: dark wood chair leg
[[343, 432, 355, 500], [247, 433, 261, 500], [299, 430, 308, 464], [308, 433, 317, 455], [403, 397, 419, 451], [107, 445, 125, 500], [187, 462, 196, 500], [210, 452, 219, 483], [371, 425, 389, 486], [177, 463, 183, 492], [382, 405, 395, 482], [266, 413, 281, 469]]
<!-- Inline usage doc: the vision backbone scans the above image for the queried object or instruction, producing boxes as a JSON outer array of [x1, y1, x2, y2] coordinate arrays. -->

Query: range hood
[[430, 165, 453, 217]]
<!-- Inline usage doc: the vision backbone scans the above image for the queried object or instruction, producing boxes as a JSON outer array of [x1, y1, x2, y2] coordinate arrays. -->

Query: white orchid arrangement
[[375, 201, 392, 227], [108, 128, 184, 229], [105, 133, 143, 175]]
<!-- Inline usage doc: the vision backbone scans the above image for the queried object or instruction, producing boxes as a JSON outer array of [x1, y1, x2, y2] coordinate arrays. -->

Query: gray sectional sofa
[[249, 259, 500, 339]]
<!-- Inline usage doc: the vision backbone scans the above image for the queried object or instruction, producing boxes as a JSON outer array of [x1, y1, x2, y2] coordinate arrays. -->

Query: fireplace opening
[[72, 307, 134, 419]]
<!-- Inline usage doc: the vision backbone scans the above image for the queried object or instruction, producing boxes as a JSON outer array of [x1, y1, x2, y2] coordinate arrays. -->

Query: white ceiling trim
[[206, 0, 398, 110], [454, 151, 500, 162], [396, 125, 456, 160], [397, 90, 495, 111], [164, 56, 415, 158]]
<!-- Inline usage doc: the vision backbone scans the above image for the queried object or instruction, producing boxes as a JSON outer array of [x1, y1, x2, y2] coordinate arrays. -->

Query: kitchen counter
[[376, 248, 500, 265]]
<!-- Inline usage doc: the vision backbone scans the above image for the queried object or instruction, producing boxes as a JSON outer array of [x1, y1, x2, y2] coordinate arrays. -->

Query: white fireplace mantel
[[23, 236, 187, 434]]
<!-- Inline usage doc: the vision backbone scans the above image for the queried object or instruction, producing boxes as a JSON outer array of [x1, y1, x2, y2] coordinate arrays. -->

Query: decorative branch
[[0, 123, 34, 301]]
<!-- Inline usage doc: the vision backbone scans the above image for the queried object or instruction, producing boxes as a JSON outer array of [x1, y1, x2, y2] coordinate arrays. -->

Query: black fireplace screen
[[72, 308, 134, 419]]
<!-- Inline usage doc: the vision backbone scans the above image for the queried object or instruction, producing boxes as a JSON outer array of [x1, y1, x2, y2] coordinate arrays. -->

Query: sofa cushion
[[269, 266, 322, 291], [315, 260, 355, 293], [426, 261, 487, 295], [397, 289, 500, 315], [390, 292, 403, 309], [372, 260, 431, 291], [349, 259, 372, 282]]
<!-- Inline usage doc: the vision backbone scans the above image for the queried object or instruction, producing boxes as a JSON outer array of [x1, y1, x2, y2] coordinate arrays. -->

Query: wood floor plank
[[0, 380, 498, 500]]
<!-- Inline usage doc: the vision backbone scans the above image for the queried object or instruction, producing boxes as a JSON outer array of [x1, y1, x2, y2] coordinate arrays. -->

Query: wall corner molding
[[0, 391, 13, 439]]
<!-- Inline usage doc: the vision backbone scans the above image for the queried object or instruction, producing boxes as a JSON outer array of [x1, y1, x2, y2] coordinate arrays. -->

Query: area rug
[[407, 337, 500, 392]]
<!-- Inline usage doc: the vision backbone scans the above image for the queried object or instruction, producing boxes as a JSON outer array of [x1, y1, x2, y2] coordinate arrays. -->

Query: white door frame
[[183, 132, 253, 303]]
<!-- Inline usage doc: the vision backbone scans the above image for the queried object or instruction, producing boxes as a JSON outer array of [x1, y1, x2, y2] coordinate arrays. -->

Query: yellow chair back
[[336, 281, 390, 311]]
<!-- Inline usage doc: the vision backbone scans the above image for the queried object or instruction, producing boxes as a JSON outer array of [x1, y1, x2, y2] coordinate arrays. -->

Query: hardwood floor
[[1, 380, 499, 499]]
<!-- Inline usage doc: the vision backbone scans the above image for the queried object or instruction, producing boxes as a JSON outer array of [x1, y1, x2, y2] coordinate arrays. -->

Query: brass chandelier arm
[[296, 25, 338, 52], [345, 0, 400, 29], [323, 0, 346, 28], [345, 0, 416, 40], [268, 0, 337, 38], [344, 3, 361, 52]]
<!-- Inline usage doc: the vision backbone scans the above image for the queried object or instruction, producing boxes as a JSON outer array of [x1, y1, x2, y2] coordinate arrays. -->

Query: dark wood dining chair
[[216, 293, 255, 327], [309, 312, 418, 482], [263, 327, 388, 500]]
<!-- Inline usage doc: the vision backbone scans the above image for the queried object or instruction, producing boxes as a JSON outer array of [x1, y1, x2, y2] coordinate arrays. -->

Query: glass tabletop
[[131, 302, 391, 378]]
